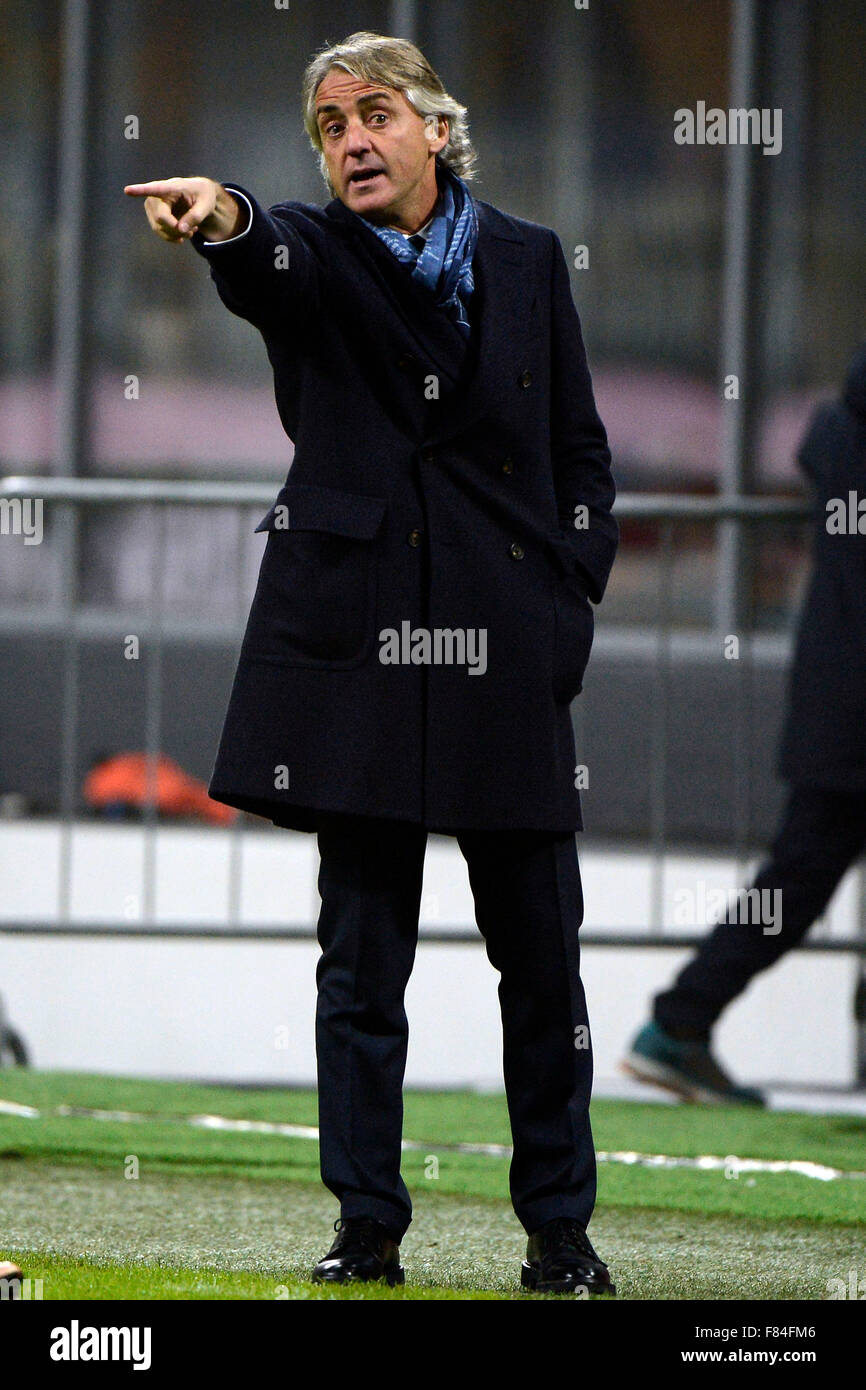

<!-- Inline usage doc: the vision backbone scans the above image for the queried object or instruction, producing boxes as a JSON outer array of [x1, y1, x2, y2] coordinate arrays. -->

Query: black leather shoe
[[522, 1217, 616, 1296], [311, 1217, 405, 1286]]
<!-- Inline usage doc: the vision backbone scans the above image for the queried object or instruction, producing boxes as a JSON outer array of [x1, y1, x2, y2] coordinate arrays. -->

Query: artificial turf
[[1, 1070, 864, 1299]]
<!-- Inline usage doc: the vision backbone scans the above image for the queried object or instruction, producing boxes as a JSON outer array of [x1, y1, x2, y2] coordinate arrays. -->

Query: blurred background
[[1, 0, 865, 1098]]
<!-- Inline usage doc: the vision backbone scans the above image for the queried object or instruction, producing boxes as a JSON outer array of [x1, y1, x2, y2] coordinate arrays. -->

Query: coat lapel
[[432, 202, 533, 445], [325, 194, 534, 444], [325, 195, 468, 392]]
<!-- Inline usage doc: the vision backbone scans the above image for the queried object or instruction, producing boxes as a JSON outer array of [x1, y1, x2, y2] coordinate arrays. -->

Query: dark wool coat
[[778, 344, 866, 791], [192, 172, 618, 833]]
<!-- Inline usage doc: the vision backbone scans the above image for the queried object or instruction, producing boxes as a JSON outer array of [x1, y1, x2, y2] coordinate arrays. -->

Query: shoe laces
[[333, 1216, 389, 1254], [544, 1217, 596, 1258]]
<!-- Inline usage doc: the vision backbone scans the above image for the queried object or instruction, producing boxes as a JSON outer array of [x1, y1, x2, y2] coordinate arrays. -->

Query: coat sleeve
[[796, 401, 842, 498], [190, 183, 321, 333], [799, 345, 866, 494], [547, 230, 618, 603]]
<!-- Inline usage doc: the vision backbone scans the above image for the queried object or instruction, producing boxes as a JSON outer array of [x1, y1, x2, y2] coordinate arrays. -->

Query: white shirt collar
[[389, 209, 436, 242]]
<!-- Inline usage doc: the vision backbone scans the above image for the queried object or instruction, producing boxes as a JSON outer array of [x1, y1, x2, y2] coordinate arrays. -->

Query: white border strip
[[1, 1098, 863, 1183]]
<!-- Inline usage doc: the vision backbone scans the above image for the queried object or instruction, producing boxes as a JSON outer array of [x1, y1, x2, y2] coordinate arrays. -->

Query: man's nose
[[344, 119, 373, 157]]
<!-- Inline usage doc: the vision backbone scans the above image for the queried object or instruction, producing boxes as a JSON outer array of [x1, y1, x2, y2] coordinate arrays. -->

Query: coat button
[[501, 457, 514, 474], [509, 541, 525, 560], [420, 448, 435, 466], [408, 528, 423, 547], [519, 369, 533, 388]]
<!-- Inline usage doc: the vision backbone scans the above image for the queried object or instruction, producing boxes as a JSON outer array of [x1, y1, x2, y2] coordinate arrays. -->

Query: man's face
[[314, 69, 448, 229]]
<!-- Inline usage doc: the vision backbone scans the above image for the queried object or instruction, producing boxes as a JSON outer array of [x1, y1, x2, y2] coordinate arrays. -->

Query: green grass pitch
[[1, 1070, 864, 1299]]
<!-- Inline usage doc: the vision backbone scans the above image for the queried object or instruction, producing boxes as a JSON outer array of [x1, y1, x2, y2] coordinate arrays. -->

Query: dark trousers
[[313, 812, 596, 1242], [654, 785, 866, 1039]]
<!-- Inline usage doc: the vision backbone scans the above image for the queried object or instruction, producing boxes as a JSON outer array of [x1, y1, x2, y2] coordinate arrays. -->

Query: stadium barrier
[[0, 474, 862, 959]]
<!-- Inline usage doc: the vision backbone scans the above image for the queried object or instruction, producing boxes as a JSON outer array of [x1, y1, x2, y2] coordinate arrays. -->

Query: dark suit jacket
[[778, 345, 866, 791], [192, 169, 617, 832]]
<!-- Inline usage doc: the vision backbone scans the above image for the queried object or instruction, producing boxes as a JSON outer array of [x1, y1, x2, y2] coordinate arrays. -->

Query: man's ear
[[424, 114, 449, 153]]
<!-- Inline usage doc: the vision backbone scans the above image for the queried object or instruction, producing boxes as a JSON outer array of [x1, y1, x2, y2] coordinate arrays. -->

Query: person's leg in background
[[626, 785, 866, 1102], [456, 825, 614, 1294], [312, 812, 427, 1280]]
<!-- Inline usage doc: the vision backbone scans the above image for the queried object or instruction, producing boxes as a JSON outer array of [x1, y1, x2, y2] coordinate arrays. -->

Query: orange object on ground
[[84, 753, 237, 825]]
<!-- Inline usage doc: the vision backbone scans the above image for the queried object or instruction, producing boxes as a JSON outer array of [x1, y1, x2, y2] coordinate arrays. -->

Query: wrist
[[200, 186, 246, 242]]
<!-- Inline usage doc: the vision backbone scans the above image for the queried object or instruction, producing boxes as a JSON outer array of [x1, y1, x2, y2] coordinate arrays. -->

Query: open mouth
[[349, 168, 384, 188]]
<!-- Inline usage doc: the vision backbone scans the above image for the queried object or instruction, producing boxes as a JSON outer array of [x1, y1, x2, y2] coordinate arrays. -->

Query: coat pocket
[[551, 573, 594, 703], [243, 482, 387, 668]]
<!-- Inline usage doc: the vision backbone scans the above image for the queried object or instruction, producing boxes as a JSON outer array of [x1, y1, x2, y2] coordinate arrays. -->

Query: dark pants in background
[[314, 812, 596, 1241], [654, 785, 866, 1038]]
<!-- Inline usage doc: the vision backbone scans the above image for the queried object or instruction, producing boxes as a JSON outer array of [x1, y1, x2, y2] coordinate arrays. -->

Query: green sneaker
[[622, 1021, 766, 1106]]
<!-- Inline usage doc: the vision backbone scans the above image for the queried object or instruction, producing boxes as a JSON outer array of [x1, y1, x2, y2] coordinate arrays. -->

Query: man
[[625, 344, 866, 1106], [126, 30, 618, 1294]]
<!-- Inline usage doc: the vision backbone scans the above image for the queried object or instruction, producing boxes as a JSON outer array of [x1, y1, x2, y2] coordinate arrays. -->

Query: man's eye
[[370, 113, 388, 124], [325, 124, 342, 137]]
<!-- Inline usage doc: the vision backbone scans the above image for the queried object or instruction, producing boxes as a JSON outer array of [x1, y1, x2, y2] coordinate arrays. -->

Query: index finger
[[124, 181, 181, 198]]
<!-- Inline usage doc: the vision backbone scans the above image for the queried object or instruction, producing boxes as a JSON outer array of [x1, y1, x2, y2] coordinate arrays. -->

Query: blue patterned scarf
[[358, 163, 479, 336]]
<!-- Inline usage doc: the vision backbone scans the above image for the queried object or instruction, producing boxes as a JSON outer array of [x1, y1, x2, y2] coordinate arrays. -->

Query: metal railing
[[2, 474, 863, 962]]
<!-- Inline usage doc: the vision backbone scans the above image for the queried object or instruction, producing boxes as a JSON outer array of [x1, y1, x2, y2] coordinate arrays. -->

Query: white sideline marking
[[1, 1098, 863, 1182], [0, 1099, 40, 1118]]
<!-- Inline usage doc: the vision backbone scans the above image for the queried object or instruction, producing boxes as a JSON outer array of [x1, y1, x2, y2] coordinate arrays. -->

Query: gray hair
[[302, 30, 477, 195]]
